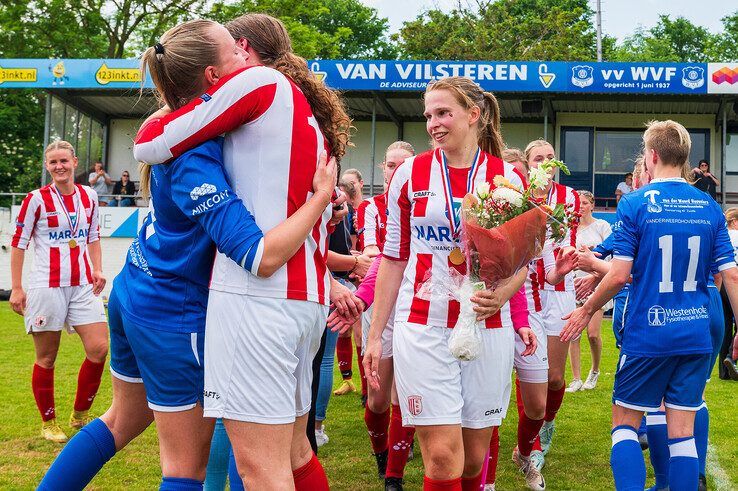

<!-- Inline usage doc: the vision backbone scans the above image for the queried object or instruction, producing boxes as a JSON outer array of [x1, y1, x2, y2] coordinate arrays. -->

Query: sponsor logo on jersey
[[15, 221, 24, 228], [571, 65, 594, 88], [415, 225, 453, 243], [644, 190, 662, 213], [203, 390, 220, 400], [484, 407, 503, 416], [192, 190, 231, 216], [49, 229, 88, 241], [682, 66, 705, 90], [190, 183, 217, 201], [46, 211, 60, 217], [648, 304, 708, 326], [407, 395, 423, 416], [200, 93, 212, 102], [648, 305, 667, 326], [412, 190, 436, 199]]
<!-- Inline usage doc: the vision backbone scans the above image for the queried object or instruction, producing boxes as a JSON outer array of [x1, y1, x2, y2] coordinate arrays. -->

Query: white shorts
[[394, 322, 514, 429], [514, 310, 549, 383], [24, 285, 106, 334], [361, 305, 395, 359], [540, 290, 576, 336], [203, 291, 328, 424]]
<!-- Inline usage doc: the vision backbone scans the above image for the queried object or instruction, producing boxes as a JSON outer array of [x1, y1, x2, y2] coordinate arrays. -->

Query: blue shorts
[[612, 290, 628, 349], [707, 286, 724, 381], [613, 353, 711, 412], [108, 288, 205, 412]]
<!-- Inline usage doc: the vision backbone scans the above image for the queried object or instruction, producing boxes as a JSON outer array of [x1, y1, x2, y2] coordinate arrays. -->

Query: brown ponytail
[[424, 77, 505, 158], [226, 14, 351, 162], [139, 19, 222, 198]]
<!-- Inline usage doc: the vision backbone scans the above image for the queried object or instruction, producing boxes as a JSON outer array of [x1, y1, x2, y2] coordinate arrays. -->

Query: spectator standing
[[109, 171, 136, 207], [692, 159, 719, 199], [88, 162, 113, 206], [615, 172, 633, 203]]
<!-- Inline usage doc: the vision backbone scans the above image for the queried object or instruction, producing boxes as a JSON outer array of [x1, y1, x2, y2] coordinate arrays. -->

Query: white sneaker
[[513, 447, 546, 490], [565, 379, 583, 392], [483, 484, 495, 491], [539, 420, 555, 456], [529, 450, 545, 471], [582, 370, 600, 390], [315, 427, 329, 447]]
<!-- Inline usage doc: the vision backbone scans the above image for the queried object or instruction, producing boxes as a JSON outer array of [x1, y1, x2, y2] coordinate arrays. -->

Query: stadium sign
[[0, 58, 730, 95]]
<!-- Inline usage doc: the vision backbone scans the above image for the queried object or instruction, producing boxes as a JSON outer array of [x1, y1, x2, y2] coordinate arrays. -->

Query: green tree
[[609, 15, 714, 62], [396, 0, 597, 61], [208, 0, 396, 59]]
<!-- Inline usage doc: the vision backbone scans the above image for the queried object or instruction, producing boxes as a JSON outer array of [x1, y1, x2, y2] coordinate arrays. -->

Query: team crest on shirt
[[407, 395, 423, 416], [643, 190, 662, 213], [34, 315, 47, 328]]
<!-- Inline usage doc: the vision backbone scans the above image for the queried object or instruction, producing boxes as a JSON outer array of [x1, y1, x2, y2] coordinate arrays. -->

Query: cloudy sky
[[362, 0, 736, 40]]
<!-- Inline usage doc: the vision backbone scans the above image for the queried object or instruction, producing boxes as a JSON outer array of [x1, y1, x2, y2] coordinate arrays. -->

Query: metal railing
[[0, 192, 148, 207]]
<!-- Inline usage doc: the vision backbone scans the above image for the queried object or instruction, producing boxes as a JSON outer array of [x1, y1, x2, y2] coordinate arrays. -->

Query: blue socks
[[160, 477, 203, 490], [37, 418, 116, 491], [637, 415, 647, 438], [668, 436, 699, 491], [694, 403, 709, 478], [611, 425, 646, 491], [646, 411, 669, 490], [228, 448, 245, 491]]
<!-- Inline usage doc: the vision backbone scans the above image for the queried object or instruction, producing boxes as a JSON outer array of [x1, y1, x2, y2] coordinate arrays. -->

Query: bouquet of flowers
[[444, 159, 579, 360]]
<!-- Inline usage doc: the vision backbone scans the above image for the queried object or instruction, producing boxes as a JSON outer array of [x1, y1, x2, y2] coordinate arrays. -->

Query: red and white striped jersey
[[134, 66, 332, 305], [535, 182, 580, 292], [524, 244, 557, 312], [356, 193, 387, 252], [12, 184, 100, 289], [383, 148, 526, 329]]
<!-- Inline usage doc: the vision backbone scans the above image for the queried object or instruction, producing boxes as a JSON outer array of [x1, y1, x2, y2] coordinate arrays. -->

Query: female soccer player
[[566, 190, 611, 392], [38, 19, 346, 491], [11, 140, 108, 444], [364, 76, 534, 490], [132, 14, 352, 490], [524, 139, 580, 459]]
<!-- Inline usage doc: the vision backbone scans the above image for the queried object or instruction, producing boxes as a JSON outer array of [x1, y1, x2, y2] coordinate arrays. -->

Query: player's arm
[[134, 67, 277, 164], [9, 192, 39, 315], [10, 248, 26, 315], [545, 247, 578, 286], [85, 191, 105, 295], [509, 283, 537, 356]]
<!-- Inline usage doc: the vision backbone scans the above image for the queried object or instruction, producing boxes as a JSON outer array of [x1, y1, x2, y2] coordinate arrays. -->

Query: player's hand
[[560, 306, 591, 342], [329, 190, 348, 226], [92, 270, 106, 296], [576, 246, 603, 274], [329, 279, 360, 318], [516, 327, 537, 356], [471, 289, 502, 321], [555, 248, 579, 276], [9, 287, 26, 315], [349, 254, 372, 280], [574, 274, 599, 301], [313, 153, 337, 201], [327, 299, 365, 334], [363, 337, 382, 391]]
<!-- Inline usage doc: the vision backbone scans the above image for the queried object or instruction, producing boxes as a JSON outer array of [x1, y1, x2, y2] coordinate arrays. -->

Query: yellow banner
[[0, 67, 37, 84], [96, 63, 141, 85]]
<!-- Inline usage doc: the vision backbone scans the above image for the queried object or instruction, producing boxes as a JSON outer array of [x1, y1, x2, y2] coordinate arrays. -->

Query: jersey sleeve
[[11, 192, 40, 250], [712, 207, 737, 272], [591, 233, 614, 259], [383, 161, 413, 261], [611, 196, 638, 262], [354, 255, 381, 308], [566, 189, 580, 248], [361, 201, 380, 249], [170, 146, 265, 274], [134, 66, 279, 164], [541, 241, 557, 274], [86, 189, 101, 243], [509, 285, 529, 331]]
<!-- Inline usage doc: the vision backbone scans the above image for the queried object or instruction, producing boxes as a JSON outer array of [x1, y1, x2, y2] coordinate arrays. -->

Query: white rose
[[476, 181, 491, 199], [491, 187, 523, 207]]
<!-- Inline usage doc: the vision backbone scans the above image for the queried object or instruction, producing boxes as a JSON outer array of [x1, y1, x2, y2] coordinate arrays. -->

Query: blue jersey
[[592, 222, 629, 298], [114, 139, 264, 333], [613, 178, 735, 356]]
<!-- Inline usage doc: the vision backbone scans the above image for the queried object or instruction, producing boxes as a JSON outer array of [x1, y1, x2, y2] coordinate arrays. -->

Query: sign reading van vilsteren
[[0, 58, 733, 95]]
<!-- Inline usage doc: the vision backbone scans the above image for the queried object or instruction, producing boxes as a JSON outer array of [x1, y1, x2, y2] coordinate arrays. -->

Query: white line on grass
[[707, 442, 733, 490]]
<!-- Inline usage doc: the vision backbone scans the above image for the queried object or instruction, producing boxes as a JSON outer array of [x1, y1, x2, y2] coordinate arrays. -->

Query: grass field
[[1, 302, 736, 490]]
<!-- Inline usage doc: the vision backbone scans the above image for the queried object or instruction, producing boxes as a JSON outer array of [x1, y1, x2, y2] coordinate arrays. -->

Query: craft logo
[[96, 63, 141, 85], [644, 190, 662, 213], [648, 305, 666, 326], [571, 65, 594, 88], [407, 395, 423, 416], [310, 61, 327, 82], [712, 66, 738, 85], [681, 66, 704, 90], [538, 63, 556, 88]]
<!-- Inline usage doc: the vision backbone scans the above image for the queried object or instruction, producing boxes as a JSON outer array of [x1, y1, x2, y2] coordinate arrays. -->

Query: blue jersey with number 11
[[612, 178, 735, 357]]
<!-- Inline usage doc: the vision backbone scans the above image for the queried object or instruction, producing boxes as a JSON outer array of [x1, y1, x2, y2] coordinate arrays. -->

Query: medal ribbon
[[439, 147, 483, 241], [52, 185, 81, 240]]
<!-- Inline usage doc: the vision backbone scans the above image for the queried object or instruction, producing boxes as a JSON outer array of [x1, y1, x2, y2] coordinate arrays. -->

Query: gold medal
[[449, 247, 465, 265], [68, 239, 77, 249]]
